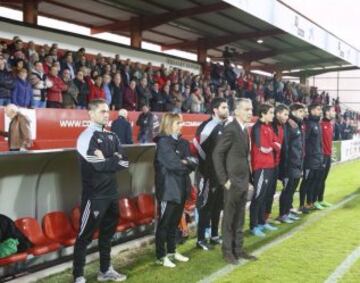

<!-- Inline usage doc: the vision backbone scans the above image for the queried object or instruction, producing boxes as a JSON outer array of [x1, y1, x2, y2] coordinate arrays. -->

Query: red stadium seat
[[42, 212, 76, 246], [119, 198, 138, 223], [185, 185, 197, 212], [70, 207, 99, 239], [116, 218, 134, 232], [136, 194, 155, 218], [118, 198, 152, 225], [15, 217, 60, 256], [131, 197, 153, 225], [0, 252, 28, 266]]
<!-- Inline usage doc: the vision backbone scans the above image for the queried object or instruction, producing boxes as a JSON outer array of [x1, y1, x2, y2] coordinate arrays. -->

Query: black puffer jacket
[[279, 114, 304, 179], [154, 135, 197, 204], [304, 115, 323, 169]]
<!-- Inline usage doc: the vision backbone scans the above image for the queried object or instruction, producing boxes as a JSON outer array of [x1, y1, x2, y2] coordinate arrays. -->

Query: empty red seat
[[116, 217, 134, 232], [42, 212, 76, 246], [70, 207, 99, 239], [137, 194, 155, 218], [15, 217, 60, 256], [136, 194, 155, 224], [130, 198, 153, 225], [185, 186, 197, 212], [119, 198, 138, 223], [0, 252, 28, 266]]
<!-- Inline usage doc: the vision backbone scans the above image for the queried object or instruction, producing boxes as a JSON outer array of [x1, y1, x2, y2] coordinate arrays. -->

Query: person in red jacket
[[264, 104, 289, 222], [250, 104, 281, 237], [47, 65, 67, 108], [313, 105, 336, 207], [89, 75, 105, 102], [123, 80, 137, 111]]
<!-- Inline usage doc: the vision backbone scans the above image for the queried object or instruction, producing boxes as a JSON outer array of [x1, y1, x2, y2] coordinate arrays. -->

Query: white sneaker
[[171, 252, 189, 262], [74, 277, 86, 283], [156, 256, 176, 268], [97, 266, 127, 282]]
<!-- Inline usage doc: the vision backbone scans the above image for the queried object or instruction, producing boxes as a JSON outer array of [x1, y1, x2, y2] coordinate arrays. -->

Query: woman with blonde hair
[[154, 113, 198, 268]]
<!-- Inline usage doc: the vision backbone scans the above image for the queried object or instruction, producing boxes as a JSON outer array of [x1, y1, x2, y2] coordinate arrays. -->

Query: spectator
[[341, 118, 354, 140], [73, 70, 89, 109], [136, 104, 159, 143], [110, 73, 123, 111], [61, 51, 75, 79], [47, 65, 67, 108], [11, 68, 32, 108], [136, 77, 152, 109], [89, 75, 105, 102], [181, 84, 192, 113], [151, 82, 166, 112], [190, 87, 204, 113], [30, 61, 52, 108], [0, 104, 32, 151], [25, 41, 38, 60], [102, 74, 112, 105], [62, 68, 78, 109], [111, 109, 133, 144], [0, 55, 15, 106], [123, 80, 137, 111], [170, 83, 183, 114]]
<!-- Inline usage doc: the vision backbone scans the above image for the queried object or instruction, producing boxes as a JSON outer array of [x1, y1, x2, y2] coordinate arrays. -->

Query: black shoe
[[210, 237, 223, 245], [300, 207, 310, 214], [196, 240, 211, 251], [235, 251, 258, 261], [223, 254, 239, 265]]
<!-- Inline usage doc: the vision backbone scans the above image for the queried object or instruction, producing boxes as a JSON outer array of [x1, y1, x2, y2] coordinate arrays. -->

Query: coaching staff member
[[213, 98, 257, 264], [73, 99, 129, 283]]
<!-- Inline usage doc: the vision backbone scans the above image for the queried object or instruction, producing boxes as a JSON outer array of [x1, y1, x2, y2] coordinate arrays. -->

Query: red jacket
[[321, 118, 333, 156], [47, 74, 67, 103], [123, 86, 137, 111], [273, 122, 284, 166], [251, 121, 280, 171], [89, 84, 105, 101]]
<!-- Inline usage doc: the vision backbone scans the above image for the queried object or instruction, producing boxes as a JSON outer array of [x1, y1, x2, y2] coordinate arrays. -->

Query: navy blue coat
[[111, 117, 133, 145]]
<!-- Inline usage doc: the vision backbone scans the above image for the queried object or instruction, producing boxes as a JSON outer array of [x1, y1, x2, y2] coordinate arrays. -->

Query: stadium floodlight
[[257, 39, 263, 44]]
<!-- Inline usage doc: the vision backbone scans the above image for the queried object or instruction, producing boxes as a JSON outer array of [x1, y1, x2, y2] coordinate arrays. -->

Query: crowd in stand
[[0, 36, 358, 141]]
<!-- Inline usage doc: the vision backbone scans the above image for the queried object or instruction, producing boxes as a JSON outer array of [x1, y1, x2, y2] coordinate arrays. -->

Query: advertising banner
[[340, 138, 360, 162]]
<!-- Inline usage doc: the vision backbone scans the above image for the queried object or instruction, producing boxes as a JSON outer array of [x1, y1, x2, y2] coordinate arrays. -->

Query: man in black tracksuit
[[278, 103, 305, 223], [193, 98, 229, 250], [299, 103, 324, 212], [73, 99, 129, 283]]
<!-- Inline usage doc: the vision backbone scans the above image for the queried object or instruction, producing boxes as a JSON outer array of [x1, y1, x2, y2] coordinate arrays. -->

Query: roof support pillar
[[197, 39, 207, 69], [23, 0, 38, 25], [130, 18, 142, 49]]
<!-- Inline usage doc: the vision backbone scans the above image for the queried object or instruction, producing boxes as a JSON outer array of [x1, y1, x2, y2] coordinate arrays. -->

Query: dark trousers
[[155, 200, 184, 259], [265, 166, 279, 215], [299, 169, 323, 206], [197, 185, 223, 241], [47, 101, 63, 108], [250, 168, 274, 229], [279, 176, 300, 216], [73, 198, 119, 278], [315, 155, 332, 202], [222, 186, 247, 257]]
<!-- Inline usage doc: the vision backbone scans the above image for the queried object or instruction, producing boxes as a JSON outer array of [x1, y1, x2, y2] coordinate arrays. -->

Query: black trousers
[[299, 168, 323, 206], [265, 166, 279, 215], [73, 198, 119, 278], [250, 168, 274, 229], [222, 186, 247, 257], [47, 101, 63, 108], [315, 155, 332, 202], [279, 176, 300, 216], [197, 184, 223, 241], [155, 200, 184, 259]]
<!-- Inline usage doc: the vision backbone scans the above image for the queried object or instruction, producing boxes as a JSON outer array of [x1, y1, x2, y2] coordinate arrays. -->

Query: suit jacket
[[212, 119, 250, 190]]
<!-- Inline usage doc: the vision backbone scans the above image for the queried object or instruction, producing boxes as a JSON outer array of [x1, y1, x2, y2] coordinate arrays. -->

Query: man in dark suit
[[110, 109, 133, 144], [213, 98, 257, 264]]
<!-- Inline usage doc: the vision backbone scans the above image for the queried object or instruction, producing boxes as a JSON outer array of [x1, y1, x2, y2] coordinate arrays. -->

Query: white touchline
[[324, 245, 360, 283], [197, 193, 359, 283]]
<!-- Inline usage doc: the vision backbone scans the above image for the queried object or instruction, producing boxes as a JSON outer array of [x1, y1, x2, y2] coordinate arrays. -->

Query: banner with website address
[[0, 108, 209, 151]]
